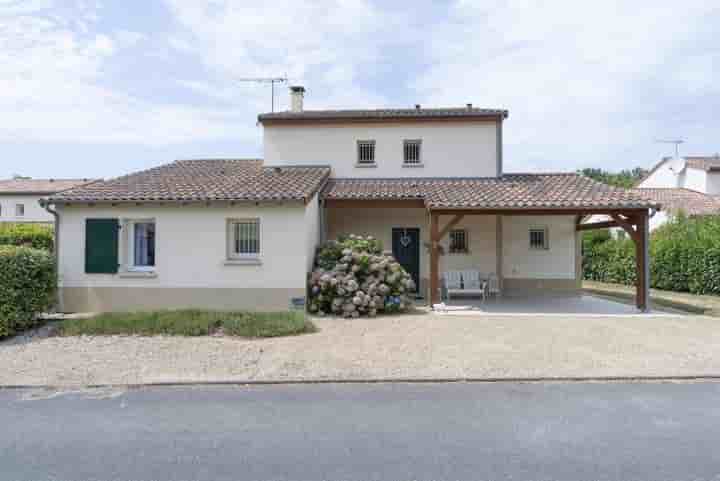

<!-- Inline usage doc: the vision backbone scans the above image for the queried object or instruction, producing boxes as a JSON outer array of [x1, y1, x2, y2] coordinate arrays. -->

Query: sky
[[1, 0, 718, 180]]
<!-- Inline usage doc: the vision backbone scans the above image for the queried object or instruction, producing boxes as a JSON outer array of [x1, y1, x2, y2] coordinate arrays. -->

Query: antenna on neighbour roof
[[235, 76, 288, 112], [655, 139, 685, 159]]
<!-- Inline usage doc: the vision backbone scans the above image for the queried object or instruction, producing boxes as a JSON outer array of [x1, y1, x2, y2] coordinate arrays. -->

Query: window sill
[[224, 258, 262, 266], [447, 251, 470, 256], [354, 163, 377, 168], [118, 271, 158, 279], [402, 163, 424, 168]]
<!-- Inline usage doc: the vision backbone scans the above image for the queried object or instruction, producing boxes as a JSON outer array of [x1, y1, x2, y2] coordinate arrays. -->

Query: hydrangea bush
[[308, 235, 415, 317]]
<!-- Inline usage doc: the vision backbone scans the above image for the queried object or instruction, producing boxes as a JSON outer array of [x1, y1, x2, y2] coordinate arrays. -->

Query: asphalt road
[[2, 382, 720, 481]]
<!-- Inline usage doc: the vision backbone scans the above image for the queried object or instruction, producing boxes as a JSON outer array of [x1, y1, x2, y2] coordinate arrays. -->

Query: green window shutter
[[85, 218, 119, 274]]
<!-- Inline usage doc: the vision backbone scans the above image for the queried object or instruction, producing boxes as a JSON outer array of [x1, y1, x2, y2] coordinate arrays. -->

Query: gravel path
[[2, 311, 720, 386]]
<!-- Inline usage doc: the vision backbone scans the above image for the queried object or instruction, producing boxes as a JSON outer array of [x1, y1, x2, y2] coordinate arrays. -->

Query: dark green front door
[[392, 228, 420, 292]]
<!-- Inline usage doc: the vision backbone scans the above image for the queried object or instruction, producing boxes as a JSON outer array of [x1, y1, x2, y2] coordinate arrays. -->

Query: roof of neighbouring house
[[685, 155, 720, 172], [0, 178, 96, 195], [323, 173, 660, 210], [258, 107, 508, 123], [635, 188, 720, 216], [47, 159, 331, 204]]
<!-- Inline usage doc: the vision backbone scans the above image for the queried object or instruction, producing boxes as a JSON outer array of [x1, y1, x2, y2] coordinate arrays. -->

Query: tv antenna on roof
[[655, 139, 685, 159], [236, 76, 288, 112]]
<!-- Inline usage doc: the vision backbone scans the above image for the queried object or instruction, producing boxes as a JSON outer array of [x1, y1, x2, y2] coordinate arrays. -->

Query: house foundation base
[[59, 287, 306, 313]]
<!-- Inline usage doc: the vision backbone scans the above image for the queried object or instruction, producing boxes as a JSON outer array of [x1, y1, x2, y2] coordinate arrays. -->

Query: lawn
[[60, 309, 317, 338]]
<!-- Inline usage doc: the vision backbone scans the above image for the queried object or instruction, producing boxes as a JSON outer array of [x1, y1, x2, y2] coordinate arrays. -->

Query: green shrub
[[221, 311, 316, 337], [583, 214, 720, 295], [0, 223, 54, 251], [0, 246, 56, 338], [308, 234, 415, 317], [60, 309, 316, 338]]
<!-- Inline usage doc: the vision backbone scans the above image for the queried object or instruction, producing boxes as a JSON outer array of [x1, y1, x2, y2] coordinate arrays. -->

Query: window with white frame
[[403, 139, 422, 165], [128, 220, 156, 271], [15, 204, 24, 217], [228, 219, 260, 259], [449, 229, 468, 254], [356, 140, 376, 165], [529, 227, 549, 250]]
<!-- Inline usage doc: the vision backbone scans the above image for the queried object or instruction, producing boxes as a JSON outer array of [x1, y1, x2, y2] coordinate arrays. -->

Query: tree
[[578, 167, 648, 188]]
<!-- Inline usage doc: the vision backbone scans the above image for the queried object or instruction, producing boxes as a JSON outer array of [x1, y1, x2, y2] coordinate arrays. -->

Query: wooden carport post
[[635, 211, 650, 312], [610, 212, 650, 312], [429, 211, 440, 304], [429, 211, 465, 305]]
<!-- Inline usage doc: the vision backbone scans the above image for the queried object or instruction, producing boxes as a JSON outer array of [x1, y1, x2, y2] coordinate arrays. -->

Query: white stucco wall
[[502, 216, 576, 279], [704, 172, 720, 195], [326, 207, 431, 281], [263, 121, 499, 178], [326, 207, 499, 284], [304, 193, 321, 271], [683, 167, 707, 193], [638, 160, 681, 189], [57, 203, 311, 289], [649, 210, 668, 232], [0, 195, 53, 223]]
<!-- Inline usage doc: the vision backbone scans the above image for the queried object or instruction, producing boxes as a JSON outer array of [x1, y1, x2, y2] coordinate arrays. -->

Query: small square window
[[228, 219, 260, 258], [449, 229, 468, 253], [529, 227, 548, 250], [128, 220, 156, 271], [403, 139, 422, 165], [357, 140, 376, 165], [15, 204, 24, 217]]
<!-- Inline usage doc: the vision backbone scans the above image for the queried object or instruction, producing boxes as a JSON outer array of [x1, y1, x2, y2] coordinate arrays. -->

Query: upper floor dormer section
[[259, 86, 508, 178]]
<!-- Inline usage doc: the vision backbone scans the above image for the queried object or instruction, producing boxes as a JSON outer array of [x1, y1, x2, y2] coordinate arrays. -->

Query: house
[[590, 155, 720, 236], [0, 178, 95, 223], [45, 87, 659, 313], [635, 155, 720, 229]]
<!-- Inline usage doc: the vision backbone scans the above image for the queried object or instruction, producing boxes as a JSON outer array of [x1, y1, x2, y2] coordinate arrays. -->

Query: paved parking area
[[2, 307, 718, 386], [442, 294, 661, 314]]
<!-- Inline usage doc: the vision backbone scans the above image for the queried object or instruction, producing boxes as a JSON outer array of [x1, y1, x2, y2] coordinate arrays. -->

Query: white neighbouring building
[[46, 87, 658, 313], [0, 178, 95, 224], [635, 156, 720, 230]]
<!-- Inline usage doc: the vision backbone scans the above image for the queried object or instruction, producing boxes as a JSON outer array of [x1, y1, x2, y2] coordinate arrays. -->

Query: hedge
[[583, 214, 720, 295], [0, 246, 56, 338], [0, 223, 54, 251]]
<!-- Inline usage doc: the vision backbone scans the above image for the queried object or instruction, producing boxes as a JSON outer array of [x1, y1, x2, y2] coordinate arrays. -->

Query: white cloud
[[415, 0, 719, 171], [0, 0, 256, 146], [163, 0, 406, 110], [0, 0, 716, 169]]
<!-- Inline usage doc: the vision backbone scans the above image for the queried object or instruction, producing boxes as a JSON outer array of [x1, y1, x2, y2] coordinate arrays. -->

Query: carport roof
[[322, 173, 661, 210]]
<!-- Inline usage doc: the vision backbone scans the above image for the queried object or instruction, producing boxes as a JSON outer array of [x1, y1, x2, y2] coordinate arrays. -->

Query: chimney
[[466, 103, 473, 110], [290, 86, 305, 112], [415, 104, 421, 110]]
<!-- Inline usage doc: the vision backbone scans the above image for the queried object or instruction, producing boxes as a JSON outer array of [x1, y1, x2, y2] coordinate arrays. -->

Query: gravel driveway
[[2, 311, 720, 386]]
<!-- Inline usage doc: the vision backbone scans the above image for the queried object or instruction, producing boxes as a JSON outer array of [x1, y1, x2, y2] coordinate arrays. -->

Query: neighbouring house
[[45, 86, 659, 313], [640, 155, 720, 194], [0, 178, 95, 223], [589, 155, 720, 236]]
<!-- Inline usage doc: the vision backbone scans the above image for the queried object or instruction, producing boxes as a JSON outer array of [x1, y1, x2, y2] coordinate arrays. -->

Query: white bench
[[443, 270, 486, 301]]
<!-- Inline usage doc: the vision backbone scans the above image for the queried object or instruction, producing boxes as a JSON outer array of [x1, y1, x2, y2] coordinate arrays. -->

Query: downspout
[[41, 200, 63, 313]]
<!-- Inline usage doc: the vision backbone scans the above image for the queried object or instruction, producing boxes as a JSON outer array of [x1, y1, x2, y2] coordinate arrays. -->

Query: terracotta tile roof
[[48, 159, 330, 203], [0, 178, 96, 195], [259, 107, 508, 123], [323, 174, 659, 210], [686, 156, 720, 172], [636, 188, 720, 216]]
